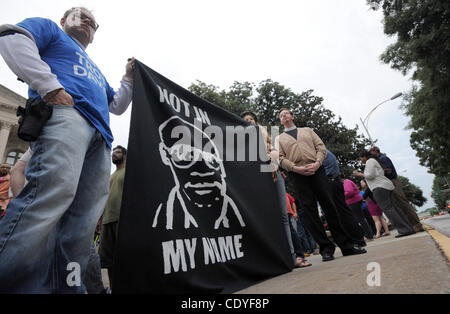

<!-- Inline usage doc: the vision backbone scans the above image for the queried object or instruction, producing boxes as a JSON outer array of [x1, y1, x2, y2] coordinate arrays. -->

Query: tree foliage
[[188, 79, 371, 178], [367, 0, 450, 176], [427, 207, 439, 216], [431, 175, 450, 211], [396, 175, 427, 208]]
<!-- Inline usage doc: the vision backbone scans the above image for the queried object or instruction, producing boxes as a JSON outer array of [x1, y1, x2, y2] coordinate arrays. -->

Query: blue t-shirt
[[322, 149, 341, 177], [17, 17, 116, 147], [359, 191, 368, 211], [379, 154, 397, 180]]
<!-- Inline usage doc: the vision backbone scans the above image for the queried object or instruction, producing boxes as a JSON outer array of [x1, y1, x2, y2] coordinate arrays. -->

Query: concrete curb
[[423, 223, 450, 263]]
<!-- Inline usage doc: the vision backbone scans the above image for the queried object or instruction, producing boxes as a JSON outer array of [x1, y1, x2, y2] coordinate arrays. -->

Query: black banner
[[113, 61, 292, 293]]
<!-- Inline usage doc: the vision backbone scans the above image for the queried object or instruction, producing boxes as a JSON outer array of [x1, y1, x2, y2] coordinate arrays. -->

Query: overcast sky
[[0, 0, 436, 210]]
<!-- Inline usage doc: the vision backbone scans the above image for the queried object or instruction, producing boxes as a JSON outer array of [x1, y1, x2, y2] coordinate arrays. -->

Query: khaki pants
[[391, 178, 421, 227]]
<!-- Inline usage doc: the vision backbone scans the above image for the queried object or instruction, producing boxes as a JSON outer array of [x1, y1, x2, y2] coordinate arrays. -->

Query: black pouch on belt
[[16, 98, 53, 142]]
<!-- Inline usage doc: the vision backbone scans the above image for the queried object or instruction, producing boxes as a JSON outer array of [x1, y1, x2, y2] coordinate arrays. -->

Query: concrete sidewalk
[[236, 229, 450, 294]]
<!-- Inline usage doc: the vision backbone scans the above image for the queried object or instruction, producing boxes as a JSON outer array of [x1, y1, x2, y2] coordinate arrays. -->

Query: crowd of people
[[0, 6, 424, 293], [243, 109, 423, 272]]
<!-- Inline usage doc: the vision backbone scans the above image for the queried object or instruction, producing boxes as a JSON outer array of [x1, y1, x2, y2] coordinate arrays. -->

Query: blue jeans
[[296, 216, 315, 253], [288, 216, 305, 258], [274, 171, 297, 265], [0, 106, 111, 293], [83, 241, 108, 294]]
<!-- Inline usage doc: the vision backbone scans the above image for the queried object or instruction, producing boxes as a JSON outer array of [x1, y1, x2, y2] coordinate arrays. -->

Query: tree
[[396, 175, 427, 208], [427, 207, 439, 216], [188, 79, 371, 179], [367, 0, 450, 177], [431, 175, 450, 211]]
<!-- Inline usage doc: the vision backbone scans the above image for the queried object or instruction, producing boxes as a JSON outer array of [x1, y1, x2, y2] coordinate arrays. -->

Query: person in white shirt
[[353, 151, 415, 238]]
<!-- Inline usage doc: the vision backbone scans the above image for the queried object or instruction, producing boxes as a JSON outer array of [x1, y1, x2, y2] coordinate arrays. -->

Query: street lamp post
[[360, 92, 403, 146]]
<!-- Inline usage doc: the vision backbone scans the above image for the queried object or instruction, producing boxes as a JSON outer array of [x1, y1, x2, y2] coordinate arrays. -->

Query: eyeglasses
[[72, 12, 99, 31]]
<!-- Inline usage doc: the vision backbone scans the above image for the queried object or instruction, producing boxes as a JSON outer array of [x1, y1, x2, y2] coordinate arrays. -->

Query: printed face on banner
[[114, 63, 293, 292], [152, 116, 246, 230]]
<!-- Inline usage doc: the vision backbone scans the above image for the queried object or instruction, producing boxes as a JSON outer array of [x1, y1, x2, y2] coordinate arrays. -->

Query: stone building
[[0, 84, 29, 166]]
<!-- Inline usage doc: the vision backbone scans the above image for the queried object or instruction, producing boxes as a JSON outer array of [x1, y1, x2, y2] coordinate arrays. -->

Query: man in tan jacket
[[277, 108, 366, 261]]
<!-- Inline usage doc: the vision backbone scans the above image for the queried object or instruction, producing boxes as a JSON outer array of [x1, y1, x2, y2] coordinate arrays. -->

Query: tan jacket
[[277, 127, 327, 171]]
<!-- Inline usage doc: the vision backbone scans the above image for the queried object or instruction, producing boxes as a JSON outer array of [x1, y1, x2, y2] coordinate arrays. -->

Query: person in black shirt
[[322, 149, 369, 247]]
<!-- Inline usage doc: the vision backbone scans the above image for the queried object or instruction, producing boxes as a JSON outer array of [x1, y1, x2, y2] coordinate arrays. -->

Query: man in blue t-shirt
[[0, 7, 134, 293]]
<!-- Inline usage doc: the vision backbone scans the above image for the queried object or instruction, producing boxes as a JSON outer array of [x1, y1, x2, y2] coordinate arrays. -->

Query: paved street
[[236, 228, 450, 294], [423, 214, 450, 237]]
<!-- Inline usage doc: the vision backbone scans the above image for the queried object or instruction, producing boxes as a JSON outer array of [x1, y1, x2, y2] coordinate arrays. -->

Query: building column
[[0, 122, 12, 163]]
